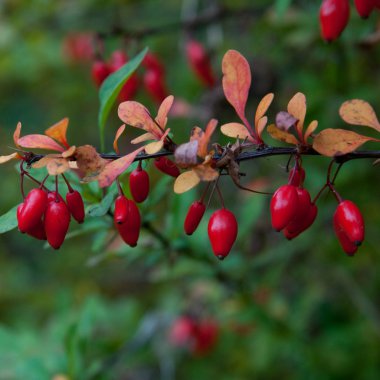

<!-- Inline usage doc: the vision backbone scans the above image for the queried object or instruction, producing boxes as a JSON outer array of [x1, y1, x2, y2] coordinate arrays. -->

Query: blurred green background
[[1, 0, 380, 379]]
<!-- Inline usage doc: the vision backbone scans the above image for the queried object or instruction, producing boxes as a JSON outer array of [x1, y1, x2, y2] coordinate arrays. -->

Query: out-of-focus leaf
[[131, 132, 155, 144], [267, 124, 299, 145], [174, 170, 200, 194], [0, 205, 18, 233], [13, 122, 21, 146], [339, 99, 380, 131], [45, 118, 70, 149], [313, 129, 378, 157], [98, 48, 147, 149], [0, 153, 18, 164]]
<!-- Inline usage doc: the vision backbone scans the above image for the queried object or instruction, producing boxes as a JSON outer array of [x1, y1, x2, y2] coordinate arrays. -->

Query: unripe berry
[[66, 190, 85, 224], [129, 166, 150, 203], [91, 60, 110, 87], [143, 69, 168, 103], [185, 40, 216, 87], [18, 188, 48, 233], [44, 198, 71, 249], [319, 0, 350, 42], [354, 0, 376, 18], [288, 167, 305, 187], [154, 157, 180, 178], [184, 201, 206, 235], [270, 185, 298, 232], [208, 208, 238, 260], [334, 200, 365, 246], [116, 199, 141, 247], [333, 214, 358, 256]]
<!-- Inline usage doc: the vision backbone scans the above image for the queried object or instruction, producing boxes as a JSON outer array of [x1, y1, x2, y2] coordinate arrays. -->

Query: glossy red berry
[[333, 214, 358, 256], [143, 69, 168, 103], [154, 157, 180, 178], [47, 191, 65, 203], [116, 199, 141, 247], [284, 203, 318, 240], [270, 185, 298, 232], [66, 190, 85, 224], [142, 52, 165, 75], [354, 0, 376, 18], [129, 166, 150, 203], [18, 188, 48, 233], [184, 201, 206, 235], [27, 218, 47, 241], [334, 200, 365, 246], [114, 195, 129, 225], [319, 0, 350, 42], [44, 198, 71, 249], [185, 40, 216, 87], [288, 167, 305, 187], [91, 60, 110, 87], [208, 208, 238, 260]]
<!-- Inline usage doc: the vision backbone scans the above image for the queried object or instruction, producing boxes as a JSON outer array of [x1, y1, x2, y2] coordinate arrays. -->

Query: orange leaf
[[62, 145, 76, 158], [267, 124, 299, 145], [45, 118, 70, 149], [113, 125, 126, 154], [220, 123, 252, 140], [18, 134, 65, 152], [13, 122, 21, 147], [304, 120, 318, 142], [255, 93, 274, 126], [155, 95, 174, 129], [193, 164, 219, 181], [98, 147, 145, 188], [131, 133, 156, 144], [75, 145, 107, 177], [222, 50, 251, 122], [173, 170, 200, 194], [0, 152, 18, 164], [118, 101, 162, 140], [339, 99, 380, 131], [144, 128, 170, 154], [287, 92, 306, 135], [312, 129, 377, 157], [256, 117, 268, 139], [201, 119, 218, 157], [33, 155, 69, 175]]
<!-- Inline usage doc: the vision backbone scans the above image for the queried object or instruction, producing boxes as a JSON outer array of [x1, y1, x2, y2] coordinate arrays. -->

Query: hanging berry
[[154, 157, 180, 178], [184, 200, 206, 235], [91, 60, 110, 87], [319, 0, 350, 42], [270, 185, 298, 232], [129, 164, 150, 203], [354, 0, 376, 18], [66, 190, 85, 224]]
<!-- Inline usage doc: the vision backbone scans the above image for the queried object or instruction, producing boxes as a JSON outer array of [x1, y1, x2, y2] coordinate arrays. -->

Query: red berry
[[66, 190, 85, 224], [334, 200, 365, 246], [27, 218, 47, 241], [91, 60, 110, 87], [288, 167, 305, 187], [114, 195, 129, 225], [333, 214, 358, 256], [129, 166, 150, 203], [154, 157, 180, 178], [284, 203, 318, 240], [270, 185, 298, 232], [185, 40, 216, 87], [44, 198, 71, 249], [47, 191, 65, 203], [184, 201, 206, 235], [142, 52, 165, 75], [208, 208, 238, 260], [320, 0, 350, 42], [193, 319, 218, 356], [169, 316, 196, 348], [376, 0, 380, 8], [143, 69, 168, 103], [354, 0, 376, 18], [116, 199, 141, 247], [18, 188, 48, 233]]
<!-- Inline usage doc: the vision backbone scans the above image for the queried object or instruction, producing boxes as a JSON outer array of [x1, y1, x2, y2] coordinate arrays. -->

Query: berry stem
[[61, 173, 74, 192]]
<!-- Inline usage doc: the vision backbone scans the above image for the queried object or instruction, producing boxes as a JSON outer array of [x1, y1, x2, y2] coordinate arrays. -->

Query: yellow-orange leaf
[[339, 99, 380, 131], [220, 123, 252, 140], [131, 132, 155, 144], [255, 93, 274, 126], [113, 125, 126, 154], [267, 124, 299, 145], [62, 145, 76, 158], [45, 118, 69, 149], [193, 164, 219, 181], [145, 140, 163, 154], [32, 154, 69, 175], [155, 95, 174, 128], [313, 129, 377, 157], [13, 122, 21, 147], [118, 101, 162, 140], [18, 134, 65, 152], [174, 170, 200, 194], [98, 147, 145, 188], [0, 152, 18, 164], [222, 50, 251, 122], [256, 116, 268, 139], [75, 145, 107, 176], [200, 119, 218, 158], [287, 92, 306, 135], [304, 120, 318, 142]]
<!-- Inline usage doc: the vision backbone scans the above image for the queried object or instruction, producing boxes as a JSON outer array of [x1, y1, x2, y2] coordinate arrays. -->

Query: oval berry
[[66, 190, 85, 224], [354, 0, 376, 18], [44, 199, 71, 249], [270, 185, 298, 232], [320, 0, 350, 42], [114, 195, 129, 225], [284, 203, 318, 240], [208, 208, 238, 260], [91, 60, 110, 87], [333, 214, 358, 256], [334, 200, 365, 245], [154, 157, 180, 178], [129, 167, 150, 203], [116, 199, 141, 247], [184, 201, 206, 235], [18, 188, 48, 233], [27, 218, 47, 241], [142, 52, 165, 75], [143, 69, 168, 103]]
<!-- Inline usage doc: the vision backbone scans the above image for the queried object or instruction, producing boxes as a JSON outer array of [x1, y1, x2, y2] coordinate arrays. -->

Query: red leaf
[[18, 134, 65, 152]]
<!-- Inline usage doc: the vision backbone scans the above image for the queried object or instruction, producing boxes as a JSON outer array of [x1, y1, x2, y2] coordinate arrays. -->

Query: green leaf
[[98, 47, 148, 150], [275, 0, 292, 18], [0, 206, 18, 234], [86, 183, 118, 217]]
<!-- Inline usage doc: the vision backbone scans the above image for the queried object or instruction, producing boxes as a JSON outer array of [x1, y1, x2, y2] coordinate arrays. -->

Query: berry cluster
[[320, 0, 380, 42]]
